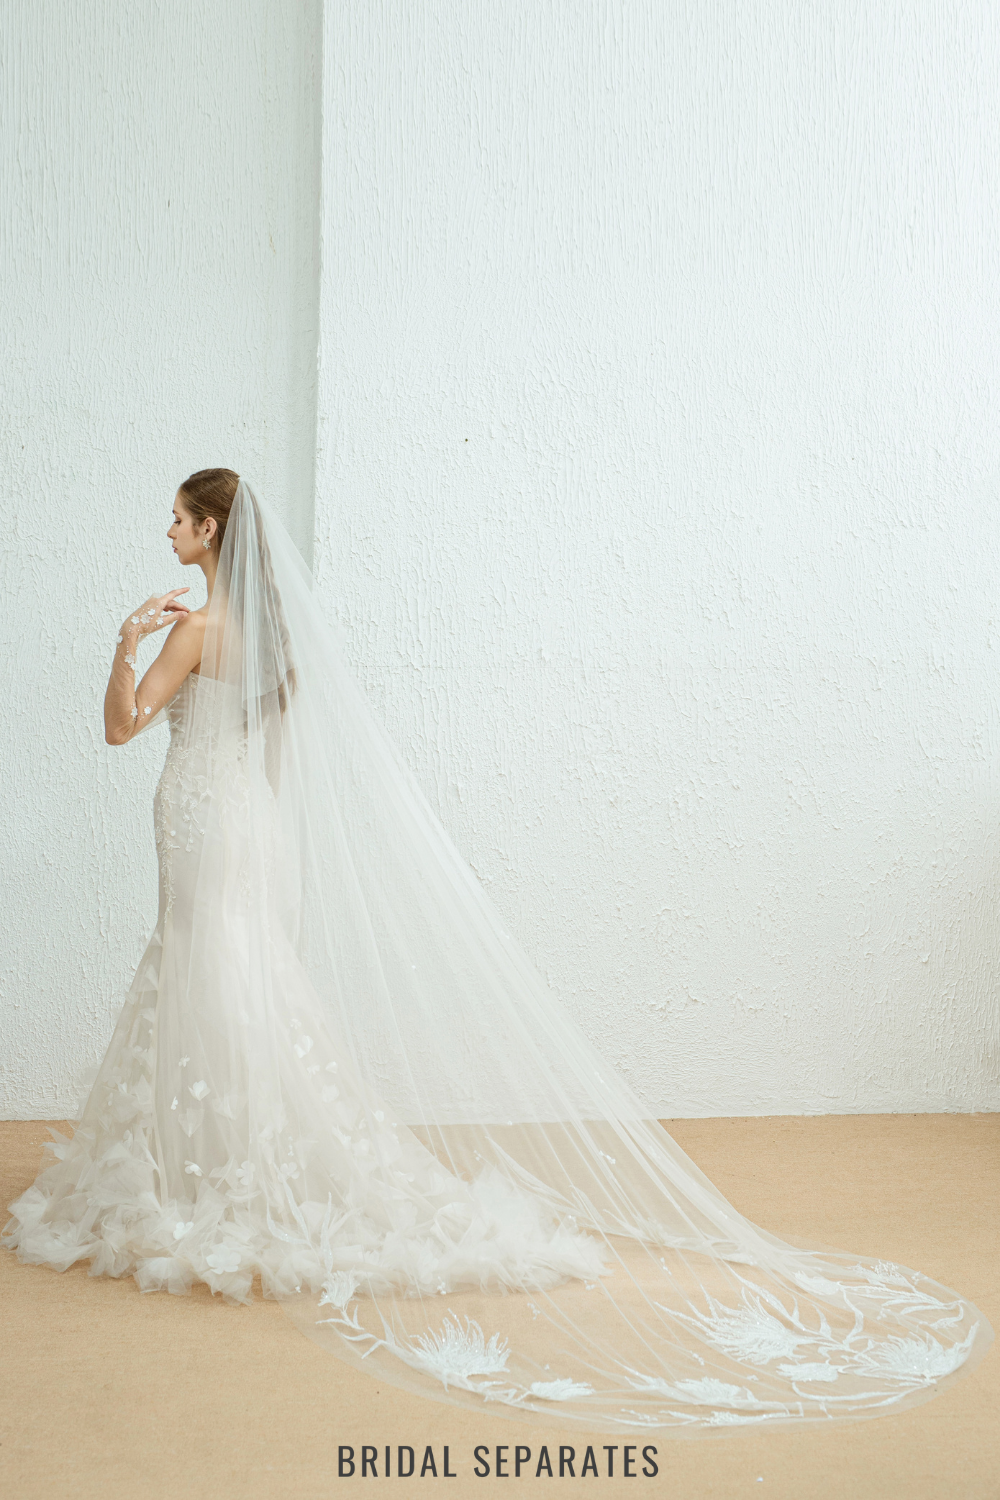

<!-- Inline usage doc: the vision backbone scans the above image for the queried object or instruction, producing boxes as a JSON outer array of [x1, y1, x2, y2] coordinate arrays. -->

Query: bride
[[4, 469, 991, 1434]]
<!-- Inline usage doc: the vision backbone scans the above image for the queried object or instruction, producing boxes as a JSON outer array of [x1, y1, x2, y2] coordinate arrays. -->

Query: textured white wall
[[1, 1, 321, 1117], [5, 3, 999, 1122], [316, 2, 1000, 1115]]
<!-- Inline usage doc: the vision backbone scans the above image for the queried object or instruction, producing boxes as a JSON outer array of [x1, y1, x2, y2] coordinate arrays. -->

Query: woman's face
[[167, 492, 210, 565]]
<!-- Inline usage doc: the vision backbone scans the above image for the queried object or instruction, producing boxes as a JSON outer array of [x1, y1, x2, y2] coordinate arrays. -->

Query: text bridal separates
[[4, 481, 991, 1435]]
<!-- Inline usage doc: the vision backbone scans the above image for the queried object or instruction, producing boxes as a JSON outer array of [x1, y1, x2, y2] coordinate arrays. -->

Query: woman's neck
[[199, 552, 219, 602]]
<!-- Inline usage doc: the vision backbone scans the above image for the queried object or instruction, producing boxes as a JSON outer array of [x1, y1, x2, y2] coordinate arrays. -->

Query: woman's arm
[[104, 591, 204, 745]]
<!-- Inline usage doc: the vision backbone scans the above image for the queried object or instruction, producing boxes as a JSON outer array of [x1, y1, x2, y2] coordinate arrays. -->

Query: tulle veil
[[151, 478, 993, 1432]]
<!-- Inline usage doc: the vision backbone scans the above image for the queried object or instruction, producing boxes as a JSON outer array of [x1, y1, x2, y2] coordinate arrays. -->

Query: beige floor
[[1, 1113, 996, 1500]]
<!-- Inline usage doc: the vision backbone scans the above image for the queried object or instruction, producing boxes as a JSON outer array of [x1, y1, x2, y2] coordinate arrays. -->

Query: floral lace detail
[[405, 1315, 511, 1389], [152, 677, 253, 914], [646, 1270, 980, 1406]]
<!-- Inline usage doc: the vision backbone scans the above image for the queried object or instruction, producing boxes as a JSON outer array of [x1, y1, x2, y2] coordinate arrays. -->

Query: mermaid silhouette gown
[[5, 671, 605, 1303]]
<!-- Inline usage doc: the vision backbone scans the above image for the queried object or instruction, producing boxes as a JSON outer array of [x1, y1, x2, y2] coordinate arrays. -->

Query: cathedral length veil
[[10, 480, 992, 1436]]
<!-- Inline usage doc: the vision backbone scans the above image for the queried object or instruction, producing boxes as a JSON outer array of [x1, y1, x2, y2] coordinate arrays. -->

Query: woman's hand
[[119, 589, 191, 642]]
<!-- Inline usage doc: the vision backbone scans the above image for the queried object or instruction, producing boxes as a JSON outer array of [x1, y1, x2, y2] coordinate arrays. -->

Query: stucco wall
[[0, 1, 320, 1117], [5, 3, 998, 1121], [315, 3, 1000, 1115]]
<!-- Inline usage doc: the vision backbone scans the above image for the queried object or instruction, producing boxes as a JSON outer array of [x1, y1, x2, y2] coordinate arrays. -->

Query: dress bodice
[[162, 670, 230, 744], [153, 673, 249, 914]]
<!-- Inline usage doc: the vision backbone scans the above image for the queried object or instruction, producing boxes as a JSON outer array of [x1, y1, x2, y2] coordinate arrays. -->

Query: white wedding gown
[[5, 483, 992, 1434], [7, 671, 605, 1304]]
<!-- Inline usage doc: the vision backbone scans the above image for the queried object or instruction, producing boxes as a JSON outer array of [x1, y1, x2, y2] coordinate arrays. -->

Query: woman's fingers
[[126, 588, 191, 635], [152, 588, 192, 622], [141, 599, 190, 632]]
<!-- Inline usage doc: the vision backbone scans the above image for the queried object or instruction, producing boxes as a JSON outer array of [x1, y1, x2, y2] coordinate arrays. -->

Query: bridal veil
[[20, 479, 993, 1435]]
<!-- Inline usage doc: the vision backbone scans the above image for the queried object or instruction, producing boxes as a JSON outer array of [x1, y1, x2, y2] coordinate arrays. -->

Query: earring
[[202, 537, 211, 550]]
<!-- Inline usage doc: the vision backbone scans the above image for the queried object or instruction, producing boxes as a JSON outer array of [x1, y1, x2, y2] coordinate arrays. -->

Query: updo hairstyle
[[177, 467, 240, 553]]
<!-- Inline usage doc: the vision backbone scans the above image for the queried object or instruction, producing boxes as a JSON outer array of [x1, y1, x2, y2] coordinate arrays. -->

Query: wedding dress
[[5, 482, 991, 1434]]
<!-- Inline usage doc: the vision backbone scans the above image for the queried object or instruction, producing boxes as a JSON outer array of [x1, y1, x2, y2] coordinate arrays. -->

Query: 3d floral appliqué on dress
[[7, 673, 605, 1306]]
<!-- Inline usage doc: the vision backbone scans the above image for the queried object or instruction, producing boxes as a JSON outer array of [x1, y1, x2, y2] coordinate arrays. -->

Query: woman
[[4, 470, 991, 1434]]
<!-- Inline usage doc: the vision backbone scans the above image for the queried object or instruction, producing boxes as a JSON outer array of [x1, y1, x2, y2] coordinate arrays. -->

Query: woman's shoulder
[[159, 606, 208, 674], [170, 607, 209, 639]]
